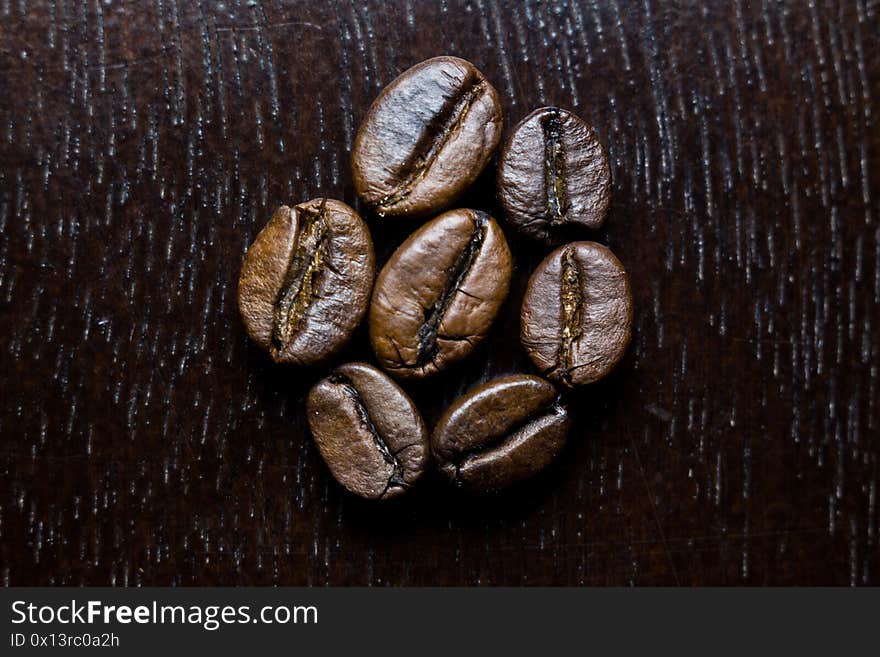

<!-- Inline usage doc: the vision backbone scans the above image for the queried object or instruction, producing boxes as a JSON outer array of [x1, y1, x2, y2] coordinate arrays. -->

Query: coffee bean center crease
[[272, 200, 329, 356], [555, 247, 584, 384], [415, 212, 487, 367], [542, 111, 568, 225]]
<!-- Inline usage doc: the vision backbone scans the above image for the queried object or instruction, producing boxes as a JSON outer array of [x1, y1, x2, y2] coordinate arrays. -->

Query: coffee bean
[[521, 241, 632, 386], [369, 208, 512, 379], [497, 107, 610, 242], [432, 375, 571, 491], [237, 199, 375, 365], [307, 362, 428, 500], [351, 56, 503, 218]]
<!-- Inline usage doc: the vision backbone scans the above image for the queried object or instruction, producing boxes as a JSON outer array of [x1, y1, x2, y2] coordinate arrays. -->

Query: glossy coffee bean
[[237, 199, 375, 365], [497, 107, 610, 242], [521, 241, 632, 386], [369, 208, 512, 379], [432, 375, 571, 491], [307, 362, 428, 500], [351, 56, 503, 218]]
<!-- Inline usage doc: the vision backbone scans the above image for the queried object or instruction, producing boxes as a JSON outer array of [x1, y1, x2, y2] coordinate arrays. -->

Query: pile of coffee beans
[[238, 56, 633, 499]]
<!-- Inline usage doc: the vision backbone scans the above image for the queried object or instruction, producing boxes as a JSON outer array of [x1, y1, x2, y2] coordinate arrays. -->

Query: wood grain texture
[[1, 0, 878, 586]]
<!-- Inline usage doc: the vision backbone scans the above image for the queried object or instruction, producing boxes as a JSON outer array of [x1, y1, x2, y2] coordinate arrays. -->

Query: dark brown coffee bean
[[497, 107, 610, 242], [307, 362, 428, 500], [369, 208, 512, 379], [237, 199, 375, 365], [521, 241, 632, 386], [432, 375, 570, 491], [351, 56, 503, 218]]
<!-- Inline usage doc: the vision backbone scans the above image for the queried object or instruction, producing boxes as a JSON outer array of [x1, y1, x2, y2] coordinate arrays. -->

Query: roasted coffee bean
[[307, 362, 428, 500], [369, 208, 512, 379], [497, 107, 610, 242], [521, 241, 632, 386], [432, 375, 571, 491], [351, 56, 503, 218], [237, 199, 375, 365]]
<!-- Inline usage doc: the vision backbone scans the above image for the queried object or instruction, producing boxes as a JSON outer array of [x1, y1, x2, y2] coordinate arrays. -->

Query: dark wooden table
[[1, 0, 878, 586]]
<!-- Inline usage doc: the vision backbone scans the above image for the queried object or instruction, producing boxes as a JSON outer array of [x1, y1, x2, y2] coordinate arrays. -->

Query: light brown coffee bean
[[521, 241, 632, 386], [369, 208, 512, 379], [432, 375, 571, 491], [497, 107, 611, 242], [237, 199, 374, 365], [352, 56, 503, 218], [307, 362, 428, 500]]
